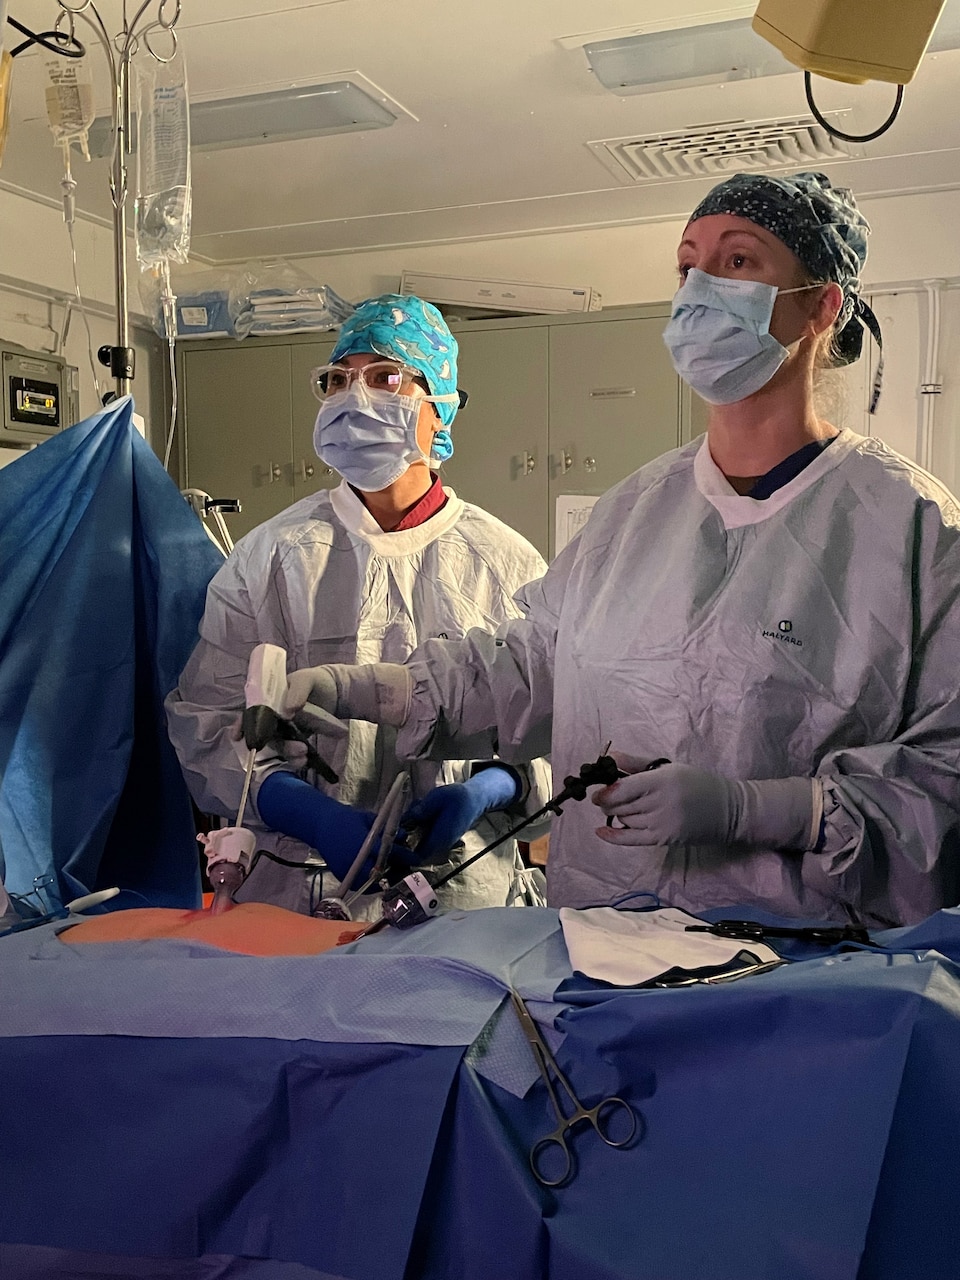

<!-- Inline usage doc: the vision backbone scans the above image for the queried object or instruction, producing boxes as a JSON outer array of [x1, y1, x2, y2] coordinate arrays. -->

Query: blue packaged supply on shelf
[[175, 290, 233, 338]]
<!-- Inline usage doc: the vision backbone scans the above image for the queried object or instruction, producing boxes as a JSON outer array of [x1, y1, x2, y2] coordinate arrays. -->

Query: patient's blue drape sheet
[[4, 908, 960, 1279], [0, 398, 222, 907]]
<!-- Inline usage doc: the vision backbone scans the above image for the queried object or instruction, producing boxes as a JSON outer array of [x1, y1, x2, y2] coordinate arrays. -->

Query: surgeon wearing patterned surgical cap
[[167, 294, 552, 916], [285, 174, 960, 928]]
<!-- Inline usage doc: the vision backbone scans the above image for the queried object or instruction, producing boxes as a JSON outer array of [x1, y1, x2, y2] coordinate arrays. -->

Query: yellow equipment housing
[[752, 0, 947, 84], [0, 51, 12, 169]]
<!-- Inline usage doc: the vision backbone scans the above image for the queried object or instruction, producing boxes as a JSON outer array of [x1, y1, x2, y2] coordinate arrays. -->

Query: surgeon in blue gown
[[282, 172, 960, 928]]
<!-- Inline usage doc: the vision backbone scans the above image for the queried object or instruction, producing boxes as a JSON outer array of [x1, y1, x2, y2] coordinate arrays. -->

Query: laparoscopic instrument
[[352, 751, 629, 938], [0, 875, 120, 939], [510, 988, 639, 1188], [686, 920, 873, 946], [198, 643, 339, 914]]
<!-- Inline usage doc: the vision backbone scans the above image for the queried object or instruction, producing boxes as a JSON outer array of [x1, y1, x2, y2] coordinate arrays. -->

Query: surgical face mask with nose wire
[[312, 380, 433, 492], [662, 267, 823, 405]]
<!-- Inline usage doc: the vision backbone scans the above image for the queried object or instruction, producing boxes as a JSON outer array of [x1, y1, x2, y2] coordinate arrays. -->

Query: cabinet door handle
[[556, 450, 574, 476], [256, 460, 283, 484], [301, 460, 315, 480], [520, 450, 536, 476], [271, 461, 282, 482], [584, 456, 597, 473]]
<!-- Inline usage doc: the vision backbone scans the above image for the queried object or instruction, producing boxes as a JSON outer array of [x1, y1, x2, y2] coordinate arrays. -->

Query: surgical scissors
[[510, 988, 639, 1187]]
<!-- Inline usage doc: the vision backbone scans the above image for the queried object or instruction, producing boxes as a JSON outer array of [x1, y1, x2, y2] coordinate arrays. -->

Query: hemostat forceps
[[510, 989, 639, 1188]]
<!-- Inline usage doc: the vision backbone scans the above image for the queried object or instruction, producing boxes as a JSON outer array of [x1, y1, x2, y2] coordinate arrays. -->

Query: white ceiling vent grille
[[588, 115, 860, 183]]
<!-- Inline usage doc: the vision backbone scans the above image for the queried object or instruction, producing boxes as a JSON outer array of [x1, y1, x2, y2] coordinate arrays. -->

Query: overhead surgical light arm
[[752, 0, 948, 142]]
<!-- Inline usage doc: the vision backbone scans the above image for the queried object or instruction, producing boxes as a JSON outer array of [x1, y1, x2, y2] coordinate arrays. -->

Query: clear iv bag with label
[[135, 49, 191, 268], [45, 55, 96, 160]]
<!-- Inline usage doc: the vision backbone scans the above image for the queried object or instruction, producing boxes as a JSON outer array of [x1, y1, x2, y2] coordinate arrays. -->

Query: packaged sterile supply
[[135, 48, 191, 268], [230, 259, 355, 338], [139, 266, 236, 339]]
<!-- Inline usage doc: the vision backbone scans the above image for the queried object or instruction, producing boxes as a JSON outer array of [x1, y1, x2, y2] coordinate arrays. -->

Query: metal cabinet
[[547, 317, 680, 505], [441, 326, 549, 553], [181, 343, 293, 539], [178, 306, 695, 556], [290, 338, 337, 503], [180, 335, 336, 540]]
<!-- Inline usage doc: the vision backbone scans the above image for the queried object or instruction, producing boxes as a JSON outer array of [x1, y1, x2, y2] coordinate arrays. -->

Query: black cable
[[6, 17, 86, 59], [804, 70, 904, 144], [248, 848, 328, 874], [431, 803, 554, 890]]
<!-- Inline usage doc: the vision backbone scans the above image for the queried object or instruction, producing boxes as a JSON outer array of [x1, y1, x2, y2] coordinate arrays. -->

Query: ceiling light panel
[[190, 80, 397, 151], [584, 17, 794, 94]]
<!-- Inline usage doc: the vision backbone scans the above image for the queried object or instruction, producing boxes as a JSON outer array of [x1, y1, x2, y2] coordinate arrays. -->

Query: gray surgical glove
[[593, 763, 820, 852], [284, 662, 412, 728]]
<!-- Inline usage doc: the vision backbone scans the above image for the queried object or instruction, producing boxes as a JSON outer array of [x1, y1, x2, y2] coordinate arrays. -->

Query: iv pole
[[55, 0, 182, 401]]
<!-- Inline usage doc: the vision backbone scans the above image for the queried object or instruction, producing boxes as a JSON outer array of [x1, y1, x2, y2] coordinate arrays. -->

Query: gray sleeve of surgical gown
[[815, 505, 960, 925], [164, 544, 276, 822], [396, 539, 576, 769]]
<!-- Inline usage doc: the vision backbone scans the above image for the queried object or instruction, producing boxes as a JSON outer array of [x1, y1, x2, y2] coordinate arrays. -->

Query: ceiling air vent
[[587, 115, 861, 183]]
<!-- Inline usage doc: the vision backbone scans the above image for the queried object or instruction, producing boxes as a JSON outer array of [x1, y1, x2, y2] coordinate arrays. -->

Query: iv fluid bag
[[45, 56, 96, 159], [135, 51, 191, 268]]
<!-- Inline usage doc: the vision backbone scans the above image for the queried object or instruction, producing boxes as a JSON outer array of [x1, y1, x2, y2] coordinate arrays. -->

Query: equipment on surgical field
[[401, 766, 521, 863], [205, 643, 341, 915], [686, 919, 872, 946], [379, 871, 439, 930], [198, 826, 255, 915], [243, 642, 339, 785], [559, 906, 784, 987], [510, 988, 638, 1188], [0, 876, 122, 939], [339, 771, 409, 902], [354, 755, 624, 939]]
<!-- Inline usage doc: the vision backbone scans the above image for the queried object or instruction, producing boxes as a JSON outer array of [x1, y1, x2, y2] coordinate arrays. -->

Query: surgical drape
[[0, 398, 222, 907]]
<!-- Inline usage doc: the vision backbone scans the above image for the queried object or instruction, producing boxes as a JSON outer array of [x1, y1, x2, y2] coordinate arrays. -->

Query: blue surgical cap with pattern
[[689, 171, 873, 367], [330, 293, 460, 426]]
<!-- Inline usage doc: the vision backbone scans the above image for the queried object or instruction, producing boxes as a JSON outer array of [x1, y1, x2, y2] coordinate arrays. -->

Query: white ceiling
[[3, 0, 960, 263]]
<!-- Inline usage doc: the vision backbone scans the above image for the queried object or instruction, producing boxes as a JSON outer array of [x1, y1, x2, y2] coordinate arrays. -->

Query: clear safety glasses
[[310, 360, 462, 405], [311, 361, 425, 401]]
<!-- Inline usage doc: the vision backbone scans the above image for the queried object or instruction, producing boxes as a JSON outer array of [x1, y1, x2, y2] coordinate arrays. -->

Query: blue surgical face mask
[[662, 268, 817, 405], [313, 382, 429, 491]]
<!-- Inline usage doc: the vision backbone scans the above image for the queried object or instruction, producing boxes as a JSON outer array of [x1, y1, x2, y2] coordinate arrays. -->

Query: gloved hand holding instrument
[[351, 750, 628, 937], [202, 644, 342, 912], [400, 765, 522, 863], [593, 762, 819, 852]]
